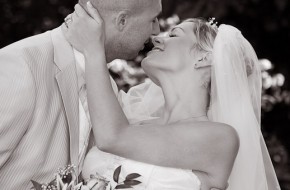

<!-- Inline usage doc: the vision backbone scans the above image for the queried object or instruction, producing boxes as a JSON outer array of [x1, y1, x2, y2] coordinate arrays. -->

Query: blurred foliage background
[[1, 0, 289, 189]]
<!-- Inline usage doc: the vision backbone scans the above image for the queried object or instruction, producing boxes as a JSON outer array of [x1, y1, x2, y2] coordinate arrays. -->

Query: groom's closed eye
[[151, 10, 161, 24]]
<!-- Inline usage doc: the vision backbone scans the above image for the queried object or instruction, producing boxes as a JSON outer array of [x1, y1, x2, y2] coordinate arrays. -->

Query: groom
[[0, 0, 161, 189]]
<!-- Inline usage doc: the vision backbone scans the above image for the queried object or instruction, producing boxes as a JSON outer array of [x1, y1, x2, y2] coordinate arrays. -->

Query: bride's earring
[[195, 59, 212, 69], [195, 52, 212, 69], [194, 58, 204, 69]]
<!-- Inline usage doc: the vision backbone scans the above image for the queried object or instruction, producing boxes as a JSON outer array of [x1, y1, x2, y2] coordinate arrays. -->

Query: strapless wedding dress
[[82, 147, 201, 190]]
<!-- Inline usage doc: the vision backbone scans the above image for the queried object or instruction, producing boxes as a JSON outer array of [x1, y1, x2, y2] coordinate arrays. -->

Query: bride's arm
[[64, 3, 239, 189]]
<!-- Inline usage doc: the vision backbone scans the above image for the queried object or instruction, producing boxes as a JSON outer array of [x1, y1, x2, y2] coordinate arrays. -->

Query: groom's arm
[[0, 50, 36, 168]]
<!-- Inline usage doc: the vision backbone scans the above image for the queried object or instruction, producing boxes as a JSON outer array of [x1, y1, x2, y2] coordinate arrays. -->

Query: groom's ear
[[115, 11, 129, 31]]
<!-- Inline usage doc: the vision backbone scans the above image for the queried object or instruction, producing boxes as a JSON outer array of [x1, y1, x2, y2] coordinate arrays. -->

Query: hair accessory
[[207, 17, 218, 29]]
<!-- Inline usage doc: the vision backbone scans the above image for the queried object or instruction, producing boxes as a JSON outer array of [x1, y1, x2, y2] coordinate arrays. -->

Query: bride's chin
[[141, 58, 162, 85], [141, 58, 150, 70], [142, 69, 160, 87], [141, 56, 156, 68]]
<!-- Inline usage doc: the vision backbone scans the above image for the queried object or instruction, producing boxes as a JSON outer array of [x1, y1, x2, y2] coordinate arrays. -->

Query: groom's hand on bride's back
[[62, 2, 105, 54]]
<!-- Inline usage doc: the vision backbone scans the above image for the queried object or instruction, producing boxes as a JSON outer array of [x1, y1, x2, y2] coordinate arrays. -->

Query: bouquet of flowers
[[30, 165, 108, 190], [30, 165, 142, 190]]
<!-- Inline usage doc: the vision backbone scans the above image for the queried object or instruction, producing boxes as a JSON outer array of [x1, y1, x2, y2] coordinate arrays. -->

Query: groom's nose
[[152, 18, 161, 35]]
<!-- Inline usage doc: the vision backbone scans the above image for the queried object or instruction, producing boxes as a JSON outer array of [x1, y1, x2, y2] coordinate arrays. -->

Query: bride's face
[[141, 22, 197, 82]]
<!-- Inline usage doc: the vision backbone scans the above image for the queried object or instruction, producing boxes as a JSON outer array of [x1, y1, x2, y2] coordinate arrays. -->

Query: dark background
[[1, 0, 289, 189]]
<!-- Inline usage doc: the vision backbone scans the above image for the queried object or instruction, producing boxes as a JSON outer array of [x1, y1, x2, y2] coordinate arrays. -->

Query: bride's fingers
[[61, 22, 68, 33], [64, 13, 77, 29], [71, 12, 78, 23], [62, 13, 70, 32], [73, 5, 80, 17], [86, 1, 103, 24], [64, 14, 72, 21], [62, 14, 75, 39], [75, 3, 89, 18], [61, 23, 71, 44]]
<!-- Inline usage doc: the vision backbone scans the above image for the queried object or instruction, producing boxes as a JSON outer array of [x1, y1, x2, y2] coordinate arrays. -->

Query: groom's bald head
[[78, 0, 162, 62], [78, 0, 152, 16]]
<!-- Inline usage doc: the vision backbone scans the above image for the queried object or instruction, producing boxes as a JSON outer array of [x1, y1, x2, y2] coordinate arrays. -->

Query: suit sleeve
[[0, 51, 36, 168]]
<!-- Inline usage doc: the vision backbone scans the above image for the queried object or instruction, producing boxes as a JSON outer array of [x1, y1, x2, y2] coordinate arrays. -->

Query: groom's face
[[106, 0, 162, 62]]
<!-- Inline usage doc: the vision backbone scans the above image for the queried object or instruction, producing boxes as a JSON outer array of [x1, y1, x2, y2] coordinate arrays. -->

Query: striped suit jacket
[[0, 27, 81, 189]]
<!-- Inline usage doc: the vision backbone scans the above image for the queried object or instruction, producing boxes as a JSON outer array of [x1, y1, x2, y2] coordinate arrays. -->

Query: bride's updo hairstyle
[[184, 18, 218, 54], [185, 18, 254, 76], [184, 18, 253, 89]]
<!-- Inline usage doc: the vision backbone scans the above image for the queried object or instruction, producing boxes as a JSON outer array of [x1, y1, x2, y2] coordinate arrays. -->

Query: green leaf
[[123, 180, 142, 186], [31, 180, 42, 190], [125, 173, 141, 180], [115, 184, 132, 189], [113, 165, 122, 183]]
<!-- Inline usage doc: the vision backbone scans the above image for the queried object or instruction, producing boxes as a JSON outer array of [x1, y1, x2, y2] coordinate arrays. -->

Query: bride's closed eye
[[169, 26, 185, 37], [168, 33, 178, 37], [168, 30, 179, 37], [168, 28, 183, 38]]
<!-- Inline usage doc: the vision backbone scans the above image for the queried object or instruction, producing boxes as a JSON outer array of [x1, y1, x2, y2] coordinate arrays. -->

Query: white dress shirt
[[73, 49, 119, 168]]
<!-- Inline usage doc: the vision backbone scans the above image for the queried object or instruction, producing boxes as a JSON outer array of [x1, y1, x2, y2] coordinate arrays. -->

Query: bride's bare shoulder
[[185, 120, 239, 140], [189, 120, 240, 164], [187, 120, 239, 189], [210, 121, 239, 148]]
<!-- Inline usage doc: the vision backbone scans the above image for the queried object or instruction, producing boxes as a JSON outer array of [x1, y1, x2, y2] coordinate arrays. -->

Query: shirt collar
[[73, 48, 86, 90], [72, 48, 119, 96]]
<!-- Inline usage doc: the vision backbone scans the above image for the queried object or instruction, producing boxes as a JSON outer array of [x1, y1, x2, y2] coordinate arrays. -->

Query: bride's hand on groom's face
[[62, 2, 105, 54]]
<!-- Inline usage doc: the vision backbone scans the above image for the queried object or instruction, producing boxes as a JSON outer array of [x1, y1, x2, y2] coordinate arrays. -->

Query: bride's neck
[[159, 80, 209, 124]]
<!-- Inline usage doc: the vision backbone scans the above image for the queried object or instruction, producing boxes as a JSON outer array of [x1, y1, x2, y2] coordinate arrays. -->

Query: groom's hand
[[62, 2, 105, 54]]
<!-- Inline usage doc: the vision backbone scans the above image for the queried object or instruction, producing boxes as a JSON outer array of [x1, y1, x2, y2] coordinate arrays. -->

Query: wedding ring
[[64, 15, 73, 28], [64, 21, 69, 28]]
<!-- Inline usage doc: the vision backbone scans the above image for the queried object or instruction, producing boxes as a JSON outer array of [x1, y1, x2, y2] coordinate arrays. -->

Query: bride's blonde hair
[[185, 18, 254, 76], [183, 18, 218, 54]]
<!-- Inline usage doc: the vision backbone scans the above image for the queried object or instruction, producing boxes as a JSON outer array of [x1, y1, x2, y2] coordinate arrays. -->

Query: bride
[[63, 3, 280, 190]]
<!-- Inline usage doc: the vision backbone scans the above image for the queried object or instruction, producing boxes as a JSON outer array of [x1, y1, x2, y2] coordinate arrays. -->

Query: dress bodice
[[82, 147, 201, 190]]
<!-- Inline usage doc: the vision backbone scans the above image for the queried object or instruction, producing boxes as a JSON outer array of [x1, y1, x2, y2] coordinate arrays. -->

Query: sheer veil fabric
[[209, 24, 280, 190], [118, 24, 280, 189]]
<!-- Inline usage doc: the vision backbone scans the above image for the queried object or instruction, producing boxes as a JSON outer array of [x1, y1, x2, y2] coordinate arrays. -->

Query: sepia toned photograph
[[0, 0, 289, 189]]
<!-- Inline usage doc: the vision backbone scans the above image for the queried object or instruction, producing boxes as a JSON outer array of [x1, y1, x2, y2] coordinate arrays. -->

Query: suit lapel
[[51, 27, 79, 170]]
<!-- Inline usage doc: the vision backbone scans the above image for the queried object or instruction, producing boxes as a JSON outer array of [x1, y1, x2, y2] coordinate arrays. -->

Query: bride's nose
[[152, 36, 163, 46]]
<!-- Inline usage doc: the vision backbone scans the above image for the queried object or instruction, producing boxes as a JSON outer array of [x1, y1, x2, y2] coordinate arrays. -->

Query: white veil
[[118, 24, 280, 190], [209, 24, 280, 190]]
